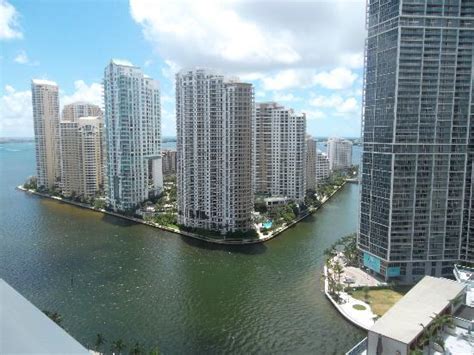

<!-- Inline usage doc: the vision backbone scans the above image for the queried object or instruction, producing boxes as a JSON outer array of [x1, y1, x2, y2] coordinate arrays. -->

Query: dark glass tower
[[359, 0, 473, 283]]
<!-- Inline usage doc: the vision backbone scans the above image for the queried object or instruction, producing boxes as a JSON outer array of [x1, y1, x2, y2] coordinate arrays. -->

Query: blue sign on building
[[363, 252, 381, 273], [387, 266, 401, 277]]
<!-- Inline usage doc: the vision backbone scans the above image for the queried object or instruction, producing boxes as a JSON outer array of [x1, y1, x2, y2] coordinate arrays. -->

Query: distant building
[[327, 137, 352, 171], [315, 151, 330, 185], [60, 116, 104, 198], [31, 79, 60, 189], [162, 150, 177, 176], [103, 60, 162, 211], [306, 136, 316, 191], [176, 69, 254, 234], [254, 102, 306, 202], [62, 102, 102, 121]]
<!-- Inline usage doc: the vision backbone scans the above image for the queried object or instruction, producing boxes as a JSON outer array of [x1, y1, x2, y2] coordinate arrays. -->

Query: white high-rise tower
[[254, 102, 306, 202], [103, 60, 162, 212]]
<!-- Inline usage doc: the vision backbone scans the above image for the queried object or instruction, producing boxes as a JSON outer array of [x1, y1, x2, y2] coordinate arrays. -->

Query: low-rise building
[[347, 276, 473, 355]]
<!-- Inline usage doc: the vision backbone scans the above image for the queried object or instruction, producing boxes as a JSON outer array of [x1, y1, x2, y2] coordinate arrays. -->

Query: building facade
[[103, 60, 162, 212], [327, 137, 353, 171], [31, 79, 61, 189], [315, 151, 330, 186], [254, 102, 306, 201], [62, 102, 102, 121], [359, 0, 474, 283], [176, 69, 254, 233], [60, 116, 104, 198], [162, 150, 177, 176], [306, 135, 317, 191]]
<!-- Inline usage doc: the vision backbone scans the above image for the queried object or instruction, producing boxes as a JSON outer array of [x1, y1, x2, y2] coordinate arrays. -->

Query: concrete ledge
[[323, 265, 375, 331]]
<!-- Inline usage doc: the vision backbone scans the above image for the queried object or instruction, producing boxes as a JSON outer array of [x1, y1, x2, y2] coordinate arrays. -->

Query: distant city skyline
[[0, 0, 366, 138]]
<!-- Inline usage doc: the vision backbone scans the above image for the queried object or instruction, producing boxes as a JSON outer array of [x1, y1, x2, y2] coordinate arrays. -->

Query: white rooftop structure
[[0, 279, 89, 354], [370, 276, 465, 344], [366, 276, 466, 355], [454, 264, 474, 307], [31, 78, 57, 86], [111, 58, 134, 67]]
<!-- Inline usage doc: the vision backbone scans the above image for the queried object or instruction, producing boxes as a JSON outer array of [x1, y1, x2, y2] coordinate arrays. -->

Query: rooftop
[[111, 58, 135, 67], [0, 279, 89, 354], [32, 78, 57, 86], [369, 276, 465, 344]]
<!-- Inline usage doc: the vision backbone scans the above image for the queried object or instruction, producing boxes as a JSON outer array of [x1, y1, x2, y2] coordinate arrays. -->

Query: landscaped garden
[[348, 286, 411, 316]]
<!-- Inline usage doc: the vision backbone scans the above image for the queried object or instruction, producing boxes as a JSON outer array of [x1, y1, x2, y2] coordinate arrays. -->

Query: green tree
[[43, 310, 63, 326], [129, 341, 144, 355], [95, 333, 106, 351], [111, 339, 126, 354]]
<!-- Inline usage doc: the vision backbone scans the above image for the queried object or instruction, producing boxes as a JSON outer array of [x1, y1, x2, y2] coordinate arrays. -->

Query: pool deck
[[17, 181, 347, 245]]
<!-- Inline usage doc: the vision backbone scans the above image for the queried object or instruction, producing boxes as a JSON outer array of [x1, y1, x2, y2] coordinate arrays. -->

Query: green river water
[[0, 142, 364, 354]]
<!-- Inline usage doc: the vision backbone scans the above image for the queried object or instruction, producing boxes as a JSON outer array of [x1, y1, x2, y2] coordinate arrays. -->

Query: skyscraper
[[306, 136, 317, 191], [176, 69, 254, 234], [31, 79, 60, 189], [60, 115, 104, 198], [254, 102, 306, 201], [327, 137, 352, 171], [359, 0, 473, 283], [62, 102, 102, 121], [103, 60, 162, 212]]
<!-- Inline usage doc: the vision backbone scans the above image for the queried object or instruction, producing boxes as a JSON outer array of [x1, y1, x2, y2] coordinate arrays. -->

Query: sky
[[0, 0, 367, 138]]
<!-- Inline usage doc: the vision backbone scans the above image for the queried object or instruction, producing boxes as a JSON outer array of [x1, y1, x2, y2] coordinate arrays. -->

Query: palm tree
[[332, 260, 344, 285], [111, 339, 126, 354], [129, 341, 143, 355], [95, 333, 106, 351]]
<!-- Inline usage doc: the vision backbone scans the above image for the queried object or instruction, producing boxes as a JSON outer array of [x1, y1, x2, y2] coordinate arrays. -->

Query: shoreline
[[16, 181, 348, 245], [323, 265, 372, 331]]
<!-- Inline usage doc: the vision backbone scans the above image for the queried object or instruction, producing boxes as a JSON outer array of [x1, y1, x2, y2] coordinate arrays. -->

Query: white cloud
[[0, 0, 22, 40], [61, 80, 103, 109], [313, 68, 358, 90], [14, 50, 39, 66], [340, 52, 364, 69], [272, 92, 301, 102], [304, 109, 326, 121], [161, 59, 181, 82], [129, 0, 365, 73], [0, 85, 32, 137], [310, 94, 359, 114], [259, 67, 357, 91], [1, 81, 105, 137]]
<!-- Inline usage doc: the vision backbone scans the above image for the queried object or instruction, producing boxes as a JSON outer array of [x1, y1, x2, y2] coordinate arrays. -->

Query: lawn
[[350, 286, 411, 316]]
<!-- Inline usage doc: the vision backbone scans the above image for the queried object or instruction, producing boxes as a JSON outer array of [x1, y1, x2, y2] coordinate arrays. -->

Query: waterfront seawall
[[17, 181, 348, 245]]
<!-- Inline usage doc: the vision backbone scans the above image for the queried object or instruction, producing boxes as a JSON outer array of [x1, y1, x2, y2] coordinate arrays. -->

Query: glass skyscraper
[[359, 0, 473, 283]]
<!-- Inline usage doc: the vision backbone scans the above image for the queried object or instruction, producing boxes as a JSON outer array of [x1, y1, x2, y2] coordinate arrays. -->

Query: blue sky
[[1, 0, 366, 138]]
